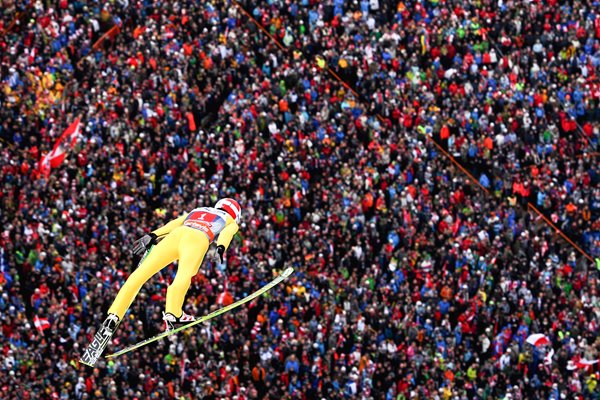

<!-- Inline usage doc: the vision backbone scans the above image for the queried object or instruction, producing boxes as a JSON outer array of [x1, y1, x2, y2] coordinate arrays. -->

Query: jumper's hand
[[132, 233, 157, 256], [215, 245, 226, 264]]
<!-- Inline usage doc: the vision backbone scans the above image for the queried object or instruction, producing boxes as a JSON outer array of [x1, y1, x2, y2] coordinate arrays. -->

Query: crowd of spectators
[[250, 0, 599, 255], [0, 0, 598, 399]]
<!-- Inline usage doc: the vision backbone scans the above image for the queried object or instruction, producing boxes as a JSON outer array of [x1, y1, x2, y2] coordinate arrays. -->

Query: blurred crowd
[[0, 0, 598, 399]]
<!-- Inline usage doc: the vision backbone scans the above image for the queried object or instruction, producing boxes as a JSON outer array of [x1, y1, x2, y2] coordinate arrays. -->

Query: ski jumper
[[108, 207, 239, 319]]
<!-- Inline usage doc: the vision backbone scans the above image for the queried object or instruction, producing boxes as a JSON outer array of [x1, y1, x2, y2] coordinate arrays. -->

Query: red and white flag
[[526, 333, 551, 347], [39, 117, 82, 177], [574, 355, 599, 369], [217, 290, 233, 306], [34, 315, 51, 333]]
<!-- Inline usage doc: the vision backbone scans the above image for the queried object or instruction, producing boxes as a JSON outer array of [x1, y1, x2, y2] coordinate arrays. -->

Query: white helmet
[[215, 198, 242, 223]]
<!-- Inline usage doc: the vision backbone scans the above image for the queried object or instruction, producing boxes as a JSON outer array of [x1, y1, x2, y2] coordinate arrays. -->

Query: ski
[[105, 267, 294, 359]]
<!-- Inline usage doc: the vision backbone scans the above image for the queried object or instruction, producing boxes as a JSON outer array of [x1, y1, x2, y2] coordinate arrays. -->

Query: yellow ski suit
[[108, 207, 239, 319]]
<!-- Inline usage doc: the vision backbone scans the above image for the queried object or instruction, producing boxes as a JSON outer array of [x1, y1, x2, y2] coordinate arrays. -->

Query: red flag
[[217, 290, 233, 306], [34, 315, 51, 333], [39, 153, 52, 178], [186, 112, 196, 132], [452, 217, 461, 236], [38, 117, 82, 176], [572, 355, 599, 369]]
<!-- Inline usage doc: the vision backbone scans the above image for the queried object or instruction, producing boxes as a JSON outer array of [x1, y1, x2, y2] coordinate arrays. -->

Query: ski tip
[[282, 267, 294, 277]]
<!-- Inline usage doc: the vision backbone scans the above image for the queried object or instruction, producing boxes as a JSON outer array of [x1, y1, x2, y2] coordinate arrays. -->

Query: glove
[[215, 245, 226, 264], [132, 233, 157, 256]]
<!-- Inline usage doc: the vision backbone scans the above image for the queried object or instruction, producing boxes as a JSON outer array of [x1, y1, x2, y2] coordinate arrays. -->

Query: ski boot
[[162, 311, 196, 332]]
